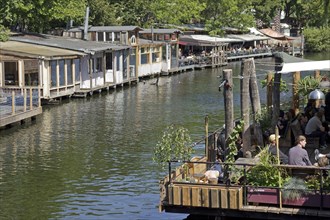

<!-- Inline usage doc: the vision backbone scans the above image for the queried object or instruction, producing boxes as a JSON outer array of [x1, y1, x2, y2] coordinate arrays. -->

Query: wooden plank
[[291, 208, 306, 215], [279, 207, 294, 215], [168, 186, 173, 205], [228, 188, 238, 209], [220, 188, 228, 209], [201, 188, 209, 207], [191, 187, 201, 207], [242, 205, 258, 212], [210, 188, 219, 208], [305, 208, 318, 217], [173, 185, 181, 205], [182, 186, 191, 206], [268, 206, 280, 214]]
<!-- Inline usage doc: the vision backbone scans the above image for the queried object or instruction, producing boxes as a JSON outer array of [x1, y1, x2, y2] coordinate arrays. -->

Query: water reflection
[[1, 59, 274, 219]]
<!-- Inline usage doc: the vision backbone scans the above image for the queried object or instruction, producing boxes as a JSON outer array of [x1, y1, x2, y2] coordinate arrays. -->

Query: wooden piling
[[223, 69, 234, 140], [266, 72, 273, 113], [271, 72, 281, 131], [241, 59, 251, 153], [292, 71, 301, 111], [249, 58, 261, 117]]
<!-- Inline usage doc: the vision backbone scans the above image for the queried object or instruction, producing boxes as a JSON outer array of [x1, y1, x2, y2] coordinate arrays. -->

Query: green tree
[[252, 0, 283, 27], [153, 124, 194, 169], [201, 0, 255, 36], [88, 0, 120, 26]]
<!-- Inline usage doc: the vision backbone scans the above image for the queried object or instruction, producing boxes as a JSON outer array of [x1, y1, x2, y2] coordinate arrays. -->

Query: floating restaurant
[[158, 57, 330, 219]]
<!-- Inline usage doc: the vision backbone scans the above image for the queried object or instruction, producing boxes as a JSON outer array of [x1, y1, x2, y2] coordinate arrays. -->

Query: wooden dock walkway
[[0, 88, 42, 128]]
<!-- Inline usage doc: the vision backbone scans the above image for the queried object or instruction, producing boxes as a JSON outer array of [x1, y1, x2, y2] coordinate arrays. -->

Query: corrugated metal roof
[[226, 34, 270, 41], [67, 26, 143, 32], [140, 29, 182, 34], [0, 41, 85, 58], [10, 33, 131, 54], [181, 35, 241, 44]]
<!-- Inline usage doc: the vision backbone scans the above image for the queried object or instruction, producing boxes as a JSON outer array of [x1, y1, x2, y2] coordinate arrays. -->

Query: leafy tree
[[251, 0, 283, 27], [150, 0, 206, 26], [88, 0, 120, 26], [153, 124, 193, 169], [202, 0, 255, 36]]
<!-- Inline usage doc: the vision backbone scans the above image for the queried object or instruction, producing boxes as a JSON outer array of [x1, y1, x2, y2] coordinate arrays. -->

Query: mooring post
[[205, 115, 209, 161], [241, 59, 251, 154], [292, 71, 301, 112], [223, 69, 234, 140], [266, 72, 273, 114]]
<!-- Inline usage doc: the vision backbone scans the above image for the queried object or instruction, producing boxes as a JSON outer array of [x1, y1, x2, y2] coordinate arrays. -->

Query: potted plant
[[153, 124, 194, 182]]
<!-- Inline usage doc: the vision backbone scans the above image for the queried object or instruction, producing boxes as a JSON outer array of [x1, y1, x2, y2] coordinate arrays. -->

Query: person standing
[[289, 135, 312, 166]]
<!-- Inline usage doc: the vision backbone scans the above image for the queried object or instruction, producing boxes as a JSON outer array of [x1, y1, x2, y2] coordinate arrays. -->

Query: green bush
[[303, 27, 330, 52], [0, 25, 10, 42]]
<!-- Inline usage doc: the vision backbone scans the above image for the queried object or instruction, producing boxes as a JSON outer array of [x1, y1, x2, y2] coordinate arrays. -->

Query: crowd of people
[[268, 93, 330, 168]]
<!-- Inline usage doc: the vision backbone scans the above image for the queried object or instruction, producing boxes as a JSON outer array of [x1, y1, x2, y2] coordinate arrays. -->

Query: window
[[74, 59, 80, 82], [59, 60, 65, 86], [152, 47, 160, 63], [106, 53, 113, 70], [25, 72, 38, 86], [140, 47, 150, 64], [97, 32, 104, 42], [50, 60, 57, 87], [96, 57, 102, 72], [116, 51, 121, 71], [67, 60, 73, 85], [4, 62, 18, 86], [106, 32, 112, 41], [130, 49, 136, 66]]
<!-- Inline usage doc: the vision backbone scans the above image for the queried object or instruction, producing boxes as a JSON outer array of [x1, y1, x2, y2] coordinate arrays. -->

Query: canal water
[[0, 54, 326, 220]]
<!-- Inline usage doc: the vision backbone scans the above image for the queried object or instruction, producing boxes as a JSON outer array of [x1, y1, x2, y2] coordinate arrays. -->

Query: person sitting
[[305, 110, 328, 149], [314, 149, 330, 161], [268, 134, 288, 164], [288, 135, 312, 166], [304, 99, 318, 120]]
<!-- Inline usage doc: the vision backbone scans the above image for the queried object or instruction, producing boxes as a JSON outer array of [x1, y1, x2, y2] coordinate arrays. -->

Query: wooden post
[[223, 69, 234, 140], [241, 59, 251, 154], [267, 72, 273, 114], [292, 71, 301, 111], [12, 91, 15, 115], [24, 88, 27, 112], [205, 115, 209, 160], [275, 126, 282, 208], [38, 87, 41, 107], [249, 58, 261, 118], [249, 59, 263, 147], [315, 70, 320, 79], [30, 88, 33, 110], [271, 72, 281, 132]]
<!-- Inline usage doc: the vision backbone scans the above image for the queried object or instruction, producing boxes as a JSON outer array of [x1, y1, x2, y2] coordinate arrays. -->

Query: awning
[[279, 60, 330, 73], [259, 28, 295, 41]]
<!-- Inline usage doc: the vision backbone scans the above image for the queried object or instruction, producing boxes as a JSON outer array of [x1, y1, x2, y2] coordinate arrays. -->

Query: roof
[[138, 39, 165, 45], [259, 28, 295, 41], [0, 41, 85, 59], [274, 52, 330, 73], [67, 26, 143, 32], [226, 34, 269, 41], [140, 29, 183, 34], [179, 35, 240, 46], [10, 33, 131, 53]]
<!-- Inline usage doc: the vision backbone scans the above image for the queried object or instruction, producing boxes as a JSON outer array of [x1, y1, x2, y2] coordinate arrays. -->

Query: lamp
[[308, 89, 325, 100]]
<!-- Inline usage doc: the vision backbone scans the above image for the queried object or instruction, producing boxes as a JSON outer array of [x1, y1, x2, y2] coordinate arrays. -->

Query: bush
[[0, 24, 10, 42], [303, 27, 330, 52]]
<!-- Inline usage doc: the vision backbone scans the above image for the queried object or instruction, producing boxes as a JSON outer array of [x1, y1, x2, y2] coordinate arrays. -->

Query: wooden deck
[[0, 88, 42, 128]]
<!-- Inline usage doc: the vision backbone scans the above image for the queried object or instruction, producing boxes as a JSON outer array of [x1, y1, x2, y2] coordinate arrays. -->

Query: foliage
[[255, 107, 272, 133], [251, 0, 283, 27], [153, 124, 193, 169], [150, 0, 206, 26], [0, 24, 10, 42], [305, 174, 330, 190], [303, 27, 330, 52], [202, 0, 255, 36], [260, 72, 289, 93], [87, 0, 120, 26], [296, 75, 326, 105], [247, 148, 289, 187], [282, 177, 307, 200], [224, 120, 244, 183]]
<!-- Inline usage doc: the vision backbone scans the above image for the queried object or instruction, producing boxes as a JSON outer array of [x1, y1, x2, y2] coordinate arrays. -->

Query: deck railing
[[0, 87, 41, 118]]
